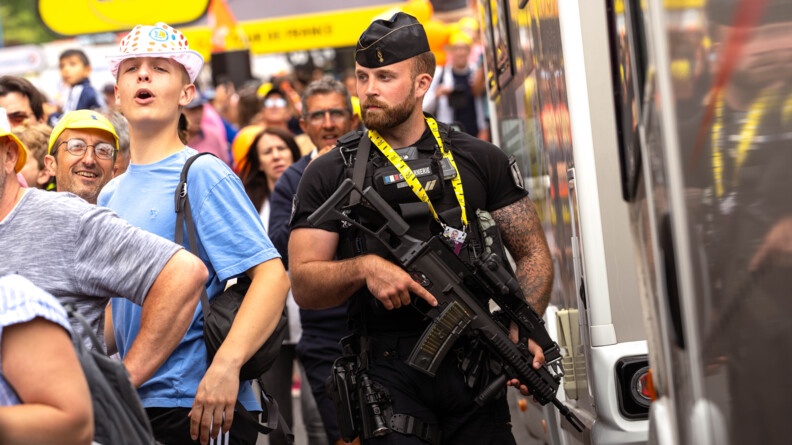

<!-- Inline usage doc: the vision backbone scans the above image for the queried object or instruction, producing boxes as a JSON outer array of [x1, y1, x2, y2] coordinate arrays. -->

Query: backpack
[[174, 152, 288, 380], [65, 305, 155, 445]]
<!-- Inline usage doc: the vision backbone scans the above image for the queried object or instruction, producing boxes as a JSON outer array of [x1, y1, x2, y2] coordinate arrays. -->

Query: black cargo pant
[[363, 334, 516, 445]]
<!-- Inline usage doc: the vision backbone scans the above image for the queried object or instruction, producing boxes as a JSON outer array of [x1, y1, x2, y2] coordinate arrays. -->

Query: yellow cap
[[231, 124, 264, 173], [257, 82, 273, 99], [448, 31, 472, 47], [48, 110, 119, 155], [0, 108, 28, 173]]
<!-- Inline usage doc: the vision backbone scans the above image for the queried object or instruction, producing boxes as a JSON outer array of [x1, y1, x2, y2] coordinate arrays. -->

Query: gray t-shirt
[[0, 189, 181, 351]]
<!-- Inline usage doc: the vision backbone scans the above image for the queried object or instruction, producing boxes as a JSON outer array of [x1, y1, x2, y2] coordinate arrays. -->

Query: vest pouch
[[372, 158, 444, 205]]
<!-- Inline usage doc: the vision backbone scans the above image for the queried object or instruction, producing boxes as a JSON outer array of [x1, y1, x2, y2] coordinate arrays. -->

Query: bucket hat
[[107, 22, 204, 83]]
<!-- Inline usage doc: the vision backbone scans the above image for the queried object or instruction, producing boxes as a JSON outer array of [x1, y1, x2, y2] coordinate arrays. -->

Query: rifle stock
[[308, 178, 585, 432]]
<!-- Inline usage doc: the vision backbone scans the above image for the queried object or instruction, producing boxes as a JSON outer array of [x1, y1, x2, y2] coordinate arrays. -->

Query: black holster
[[327, 336, 393, 442]]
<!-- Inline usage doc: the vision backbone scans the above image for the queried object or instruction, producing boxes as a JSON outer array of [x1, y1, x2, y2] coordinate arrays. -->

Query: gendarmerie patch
[[509, 156, 525, 190]]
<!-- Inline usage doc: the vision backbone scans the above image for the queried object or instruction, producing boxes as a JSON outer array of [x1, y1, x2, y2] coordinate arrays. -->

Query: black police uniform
[[290, 12, 532, 444], [291, 121, 528, 444]]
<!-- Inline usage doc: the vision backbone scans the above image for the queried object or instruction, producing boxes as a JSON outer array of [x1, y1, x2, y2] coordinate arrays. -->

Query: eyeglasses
[[306, 108, 350, 125], [264, 98, 288, 109], [57, 138, 116, 160], [6, 111, 30, 126]]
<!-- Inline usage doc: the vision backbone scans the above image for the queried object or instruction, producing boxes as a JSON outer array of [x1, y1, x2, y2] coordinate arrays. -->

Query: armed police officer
[[289, 13, 554, 445]]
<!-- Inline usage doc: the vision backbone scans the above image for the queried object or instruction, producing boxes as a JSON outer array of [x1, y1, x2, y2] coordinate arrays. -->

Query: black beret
[[355, 12, 430, 68], [707, 0, 792, 25]]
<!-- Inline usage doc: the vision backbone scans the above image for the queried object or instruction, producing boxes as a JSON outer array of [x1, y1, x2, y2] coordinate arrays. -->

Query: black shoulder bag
[[174, 152, 293, 443]]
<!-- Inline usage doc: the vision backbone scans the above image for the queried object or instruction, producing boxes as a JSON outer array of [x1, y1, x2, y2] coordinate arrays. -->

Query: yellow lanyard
[[711, 89, 775, 198], [368, 117, 468, 229]]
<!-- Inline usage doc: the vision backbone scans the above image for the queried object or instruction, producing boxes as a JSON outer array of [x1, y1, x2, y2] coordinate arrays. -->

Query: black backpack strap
[[349, 135, 372, 207], [233, 386, 294, 444], [174, 152, 217, 321], [64, 303, 104, 352]]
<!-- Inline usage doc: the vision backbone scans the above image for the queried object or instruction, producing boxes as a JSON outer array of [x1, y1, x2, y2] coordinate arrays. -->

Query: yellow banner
[[38, 0, 209, 36], [181, 4, 402, 60]]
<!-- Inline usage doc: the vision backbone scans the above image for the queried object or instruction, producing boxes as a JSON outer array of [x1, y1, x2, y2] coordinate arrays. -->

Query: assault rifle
[[308, 178, 585, 432]]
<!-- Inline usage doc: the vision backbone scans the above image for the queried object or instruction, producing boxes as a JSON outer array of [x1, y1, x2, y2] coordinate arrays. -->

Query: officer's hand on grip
[[362, 254, 438, 310], [507, 321, 546, 397]]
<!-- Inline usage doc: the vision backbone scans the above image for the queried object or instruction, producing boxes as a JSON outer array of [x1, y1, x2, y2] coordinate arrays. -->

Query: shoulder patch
[[289, 195, 299, 227], [509, 156, 525, 191]]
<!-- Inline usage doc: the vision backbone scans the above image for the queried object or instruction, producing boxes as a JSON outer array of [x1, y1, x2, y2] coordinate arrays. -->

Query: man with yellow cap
[[0, 105, 208, 399], [44, 109, 120, 204], [101, 22, 289, 445], [289, 12, 553, 445], [0, 108, 29, 194]]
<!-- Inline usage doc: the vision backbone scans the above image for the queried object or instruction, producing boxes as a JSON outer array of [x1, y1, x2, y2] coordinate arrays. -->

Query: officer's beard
[[362, 84, 417, 132]]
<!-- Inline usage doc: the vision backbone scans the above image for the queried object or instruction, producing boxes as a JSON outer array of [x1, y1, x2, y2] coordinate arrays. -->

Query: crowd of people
[[0, 11, 548, 445]]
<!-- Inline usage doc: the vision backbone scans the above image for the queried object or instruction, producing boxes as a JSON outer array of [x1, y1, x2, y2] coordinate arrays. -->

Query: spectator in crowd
[[104, 110, 131, 175], [0, 102, 208, 387], [269, 76, 359, 445], [261, 87, 294, 132], [0, 274, 94, 445], [58, 49, 104, 114], [236, 80, 266, 129], [424, 31, 487, 138], [240, 127, 301, 227], [102, 22, 289, 445], [200, 88, 236, 165], [184, 92, 231, 165], [342, 68, 358, 99], [44, 110, 119, 204], [210, 77, 240, 141], [13, 122, 53, 190], [0, 75, 47, 129], [102, 83, 117, 112], [231, 81, 267, 171]]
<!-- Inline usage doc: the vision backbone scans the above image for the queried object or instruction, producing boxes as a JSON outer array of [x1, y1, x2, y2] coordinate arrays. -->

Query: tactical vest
[[334, 124, 488, 334]]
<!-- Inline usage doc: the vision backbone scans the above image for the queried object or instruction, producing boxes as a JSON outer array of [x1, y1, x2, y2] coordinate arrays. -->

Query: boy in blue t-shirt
[[100, 22, 289, 445]]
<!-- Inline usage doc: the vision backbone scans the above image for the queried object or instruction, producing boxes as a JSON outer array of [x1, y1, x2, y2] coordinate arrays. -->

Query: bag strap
[[173, 153, 293, 444], [64, 303, 104, 352], [174, 152, 216, 321], [233, 382, 294, 443], [348, 135, 371, 207]]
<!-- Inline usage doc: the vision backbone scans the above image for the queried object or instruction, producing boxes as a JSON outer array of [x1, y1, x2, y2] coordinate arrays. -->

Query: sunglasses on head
[[264, 98, 288, 109]]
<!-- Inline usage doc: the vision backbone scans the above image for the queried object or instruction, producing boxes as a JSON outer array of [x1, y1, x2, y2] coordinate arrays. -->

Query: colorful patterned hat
[[107, 22, 204, 83]]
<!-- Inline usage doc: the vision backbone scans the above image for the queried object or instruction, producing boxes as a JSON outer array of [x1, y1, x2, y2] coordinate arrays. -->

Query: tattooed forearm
[[491, 196, 554, 315]]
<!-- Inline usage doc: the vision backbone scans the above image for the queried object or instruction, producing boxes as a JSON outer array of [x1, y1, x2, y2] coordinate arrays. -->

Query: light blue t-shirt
[[99, 148, 280, 410]]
